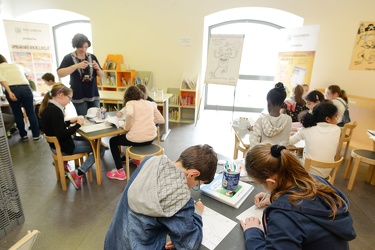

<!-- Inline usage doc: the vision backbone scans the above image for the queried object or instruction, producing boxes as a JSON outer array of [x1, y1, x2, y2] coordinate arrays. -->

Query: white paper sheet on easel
[[201, 206, 237, 250], [236, 205, 264, 226]]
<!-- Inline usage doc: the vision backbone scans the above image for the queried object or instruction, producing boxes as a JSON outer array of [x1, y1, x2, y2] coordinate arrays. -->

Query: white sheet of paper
[[79, 123, 112, 133], [201, 206, 237, 250], [236, 205, 265, 226]]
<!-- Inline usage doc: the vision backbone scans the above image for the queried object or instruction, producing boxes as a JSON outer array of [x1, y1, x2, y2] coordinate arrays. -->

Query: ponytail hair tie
[[270, 145, 286, 158]]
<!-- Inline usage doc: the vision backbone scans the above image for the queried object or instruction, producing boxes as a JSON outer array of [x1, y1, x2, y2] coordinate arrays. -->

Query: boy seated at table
[[104, 144, 218, 250]]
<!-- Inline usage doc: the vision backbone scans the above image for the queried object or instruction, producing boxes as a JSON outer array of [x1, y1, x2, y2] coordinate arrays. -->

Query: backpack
[[336, 98, 351, 124]]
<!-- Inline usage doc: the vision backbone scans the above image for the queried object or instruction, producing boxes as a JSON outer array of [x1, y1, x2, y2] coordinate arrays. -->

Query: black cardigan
[[41, 103, 81, 154]]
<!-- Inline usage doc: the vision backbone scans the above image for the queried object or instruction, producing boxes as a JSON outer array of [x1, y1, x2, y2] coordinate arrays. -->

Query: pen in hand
[[257, 191, 269, 208]]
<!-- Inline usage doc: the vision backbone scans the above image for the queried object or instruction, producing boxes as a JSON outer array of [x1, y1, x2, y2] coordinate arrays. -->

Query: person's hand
[[116, 112, 123, 118], [240, 217, 263, 232], [92, 60, 100, 70], [254, 192, 271, 208], [194, 199, 204, 214], [165, 241, 175, 249], [76, 60, 89, 70], [8, 92, 17, 101]]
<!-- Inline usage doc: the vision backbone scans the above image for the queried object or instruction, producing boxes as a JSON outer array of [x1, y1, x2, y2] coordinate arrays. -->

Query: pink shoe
[[107, 168, 127, 180], [132, 159, 141, 166], [67, 170, 83, 189], [64, 161, 70, 172]]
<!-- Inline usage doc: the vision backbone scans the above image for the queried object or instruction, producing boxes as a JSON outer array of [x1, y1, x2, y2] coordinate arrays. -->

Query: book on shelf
[[200, 174, 254, 209]]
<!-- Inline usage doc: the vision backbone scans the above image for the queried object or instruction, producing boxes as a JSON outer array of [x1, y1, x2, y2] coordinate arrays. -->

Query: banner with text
[[3, 20, 53, 92]]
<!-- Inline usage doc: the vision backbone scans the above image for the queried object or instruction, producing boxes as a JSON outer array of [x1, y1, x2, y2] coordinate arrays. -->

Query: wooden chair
[[304, 157, 344, 185], [344, 149, 375, 190], [44, 135, 92, 191], [125, 127, 163, 179], [335, 121, 357, 161], [232, 126, 250, 159]]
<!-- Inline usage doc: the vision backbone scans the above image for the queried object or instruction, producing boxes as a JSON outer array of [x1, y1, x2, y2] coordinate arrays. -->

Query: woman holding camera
[[57, 33, 104, 116]]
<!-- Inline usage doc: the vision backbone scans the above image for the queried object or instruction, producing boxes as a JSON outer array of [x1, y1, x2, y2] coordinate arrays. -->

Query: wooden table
[[99, 90, 173, 141], [78, 125, 126, 185]]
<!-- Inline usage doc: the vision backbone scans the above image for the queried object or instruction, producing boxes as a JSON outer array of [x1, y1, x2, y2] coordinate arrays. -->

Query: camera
[[82, 74, 91, 83]]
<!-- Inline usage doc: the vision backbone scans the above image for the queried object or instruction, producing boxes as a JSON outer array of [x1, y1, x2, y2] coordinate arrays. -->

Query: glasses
[[66, 95, 72, 101], [192, 180, 201, 191]]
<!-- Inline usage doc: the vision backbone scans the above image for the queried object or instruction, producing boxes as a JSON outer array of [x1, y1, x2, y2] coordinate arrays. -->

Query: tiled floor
[[0, 109, 374, 249]]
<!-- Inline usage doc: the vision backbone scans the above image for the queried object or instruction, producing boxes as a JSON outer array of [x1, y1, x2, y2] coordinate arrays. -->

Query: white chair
[[9, 230, 40, 250]]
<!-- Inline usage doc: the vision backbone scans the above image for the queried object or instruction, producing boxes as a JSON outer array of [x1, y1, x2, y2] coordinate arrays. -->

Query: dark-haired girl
[[304, 90, 325, 111], [57, 33, 104, 116], [249, 82, 292, 146], [289, 102, 341, 178], [107, 85, 164, 181], [240, 144, 356, 250]]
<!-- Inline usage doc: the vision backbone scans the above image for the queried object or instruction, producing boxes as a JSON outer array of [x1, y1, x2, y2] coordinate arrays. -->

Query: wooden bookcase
[[167, 75, 199, 123], [98, 54, 137, 111]]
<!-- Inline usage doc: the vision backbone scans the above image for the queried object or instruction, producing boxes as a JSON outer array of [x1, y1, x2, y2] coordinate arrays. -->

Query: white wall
[[2, 0, 375, 96]]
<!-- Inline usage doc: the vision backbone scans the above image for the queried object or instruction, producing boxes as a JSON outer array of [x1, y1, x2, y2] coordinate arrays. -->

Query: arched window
[[202, 8, 303, 112]]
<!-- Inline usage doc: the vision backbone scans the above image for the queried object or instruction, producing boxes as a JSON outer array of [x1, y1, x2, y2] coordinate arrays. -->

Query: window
[[202, 8, 303, 112]]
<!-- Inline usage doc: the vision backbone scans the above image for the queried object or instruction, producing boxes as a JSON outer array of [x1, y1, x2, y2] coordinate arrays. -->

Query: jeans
[[73, 100, 100, 116], [51, 136, 105, 173], [110, 135, 153, 170], [6, 85, 40, 138]]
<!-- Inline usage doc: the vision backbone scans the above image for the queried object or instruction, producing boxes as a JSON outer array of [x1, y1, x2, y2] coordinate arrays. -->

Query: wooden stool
[[125, 144, 164, 179], [344, 149, 375, 190]]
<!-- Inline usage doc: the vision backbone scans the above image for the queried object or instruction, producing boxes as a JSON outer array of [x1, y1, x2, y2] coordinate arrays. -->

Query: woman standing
[[57, 33, 104, 116], [0, 54, 42, 141]]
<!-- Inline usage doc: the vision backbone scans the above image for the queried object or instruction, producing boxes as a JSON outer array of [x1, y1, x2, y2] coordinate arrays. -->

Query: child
[[289, 102, 341, 178], [104, 144, 218, 250], [249, 82, 292, 147], [107, 85, 165, 180], [282, 84, 309, 122], [39, 83, 104, 190], [301, 83, 309, 94], [325, 85, 349, 127], [240, 144, 356, 250], [304, 90, 325, 111]]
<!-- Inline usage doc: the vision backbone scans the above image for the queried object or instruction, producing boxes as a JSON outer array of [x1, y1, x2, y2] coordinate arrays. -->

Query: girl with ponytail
[[240, 144, 356, 250]]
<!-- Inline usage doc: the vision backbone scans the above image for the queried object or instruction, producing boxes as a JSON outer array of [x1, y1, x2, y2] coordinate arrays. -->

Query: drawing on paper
[[350, 22, 375, 70]]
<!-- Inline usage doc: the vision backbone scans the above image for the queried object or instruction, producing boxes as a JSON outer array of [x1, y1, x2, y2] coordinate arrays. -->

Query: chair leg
[[344, 155, 354, 179], [126, 149, 130, 180], [343, 142, 350, 160], [347, 157, 361, 191], [53, 160, 60, 180], [233, 137, 239, 160], [87, 169, 93, 182], [58, 161, 68, 191]]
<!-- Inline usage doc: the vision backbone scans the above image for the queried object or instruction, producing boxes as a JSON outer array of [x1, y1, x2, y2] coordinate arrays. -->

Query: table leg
[[88, 138, 103, 185], [161, 99, 171, 141]]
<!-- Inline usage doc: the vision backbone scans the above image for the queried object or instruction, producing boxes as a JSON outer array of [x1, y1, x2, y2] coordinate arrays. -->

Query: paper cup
[[222, 170, 240, 191]]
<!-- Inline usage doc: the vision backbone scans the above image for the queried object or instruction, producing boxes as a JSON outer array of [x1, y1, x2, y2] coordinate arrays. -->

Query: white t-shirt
[[289, 122, 341, 178], [332, 97, 346, 124], [0, 63, 29, 86]]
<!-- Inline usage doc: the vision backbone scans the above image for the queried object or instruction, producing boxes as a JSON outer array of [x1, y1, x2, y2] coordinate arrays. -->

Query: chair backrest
[[44, 135, 62, 156], [335, 121, 357, 160], [304, 157, 344, 185], [9, 230, 40, 250]]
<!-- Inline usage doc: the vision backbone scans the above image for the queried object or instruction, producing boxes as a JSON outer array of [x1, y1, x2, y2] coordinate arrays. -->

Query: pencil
[[259, 191, 269, 203]]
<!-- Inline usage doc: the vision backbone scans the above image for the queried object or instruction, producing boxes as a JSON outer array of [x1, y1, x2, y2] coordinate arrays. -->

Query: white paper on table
[[79, 123, 112, 133], [236, 205, 265, 226], [106, 116, 125, 128], [201, 206, 237, 250]]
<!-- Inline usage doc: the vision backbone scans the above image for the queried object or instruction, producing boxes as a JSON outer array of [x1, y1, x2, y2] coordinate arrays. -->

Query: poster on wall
[[3, 20, 53, 93], [204, 34, 244, 86], [349, 21, 375, 70], [275, 24, 320, 93]]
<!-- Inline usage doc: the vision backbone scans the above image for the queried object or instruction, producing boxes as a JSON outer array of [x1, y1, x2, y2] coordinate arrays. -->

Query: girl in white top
[[289, 102, 341, 178], [249, 82, 292, 147], [107, 85, 165, 181], [325, 85, 349, 127]]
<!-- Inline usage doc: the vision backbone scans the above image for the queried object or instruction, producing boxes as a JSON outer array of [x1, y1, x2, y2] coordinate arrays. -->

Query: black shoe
[[10, 126, 17, 134]]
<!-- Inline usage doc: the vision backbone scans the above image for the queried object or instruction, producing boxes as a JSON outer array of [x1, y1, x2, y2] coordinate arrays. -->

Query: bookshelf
[[167, 75, 199, 123]]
